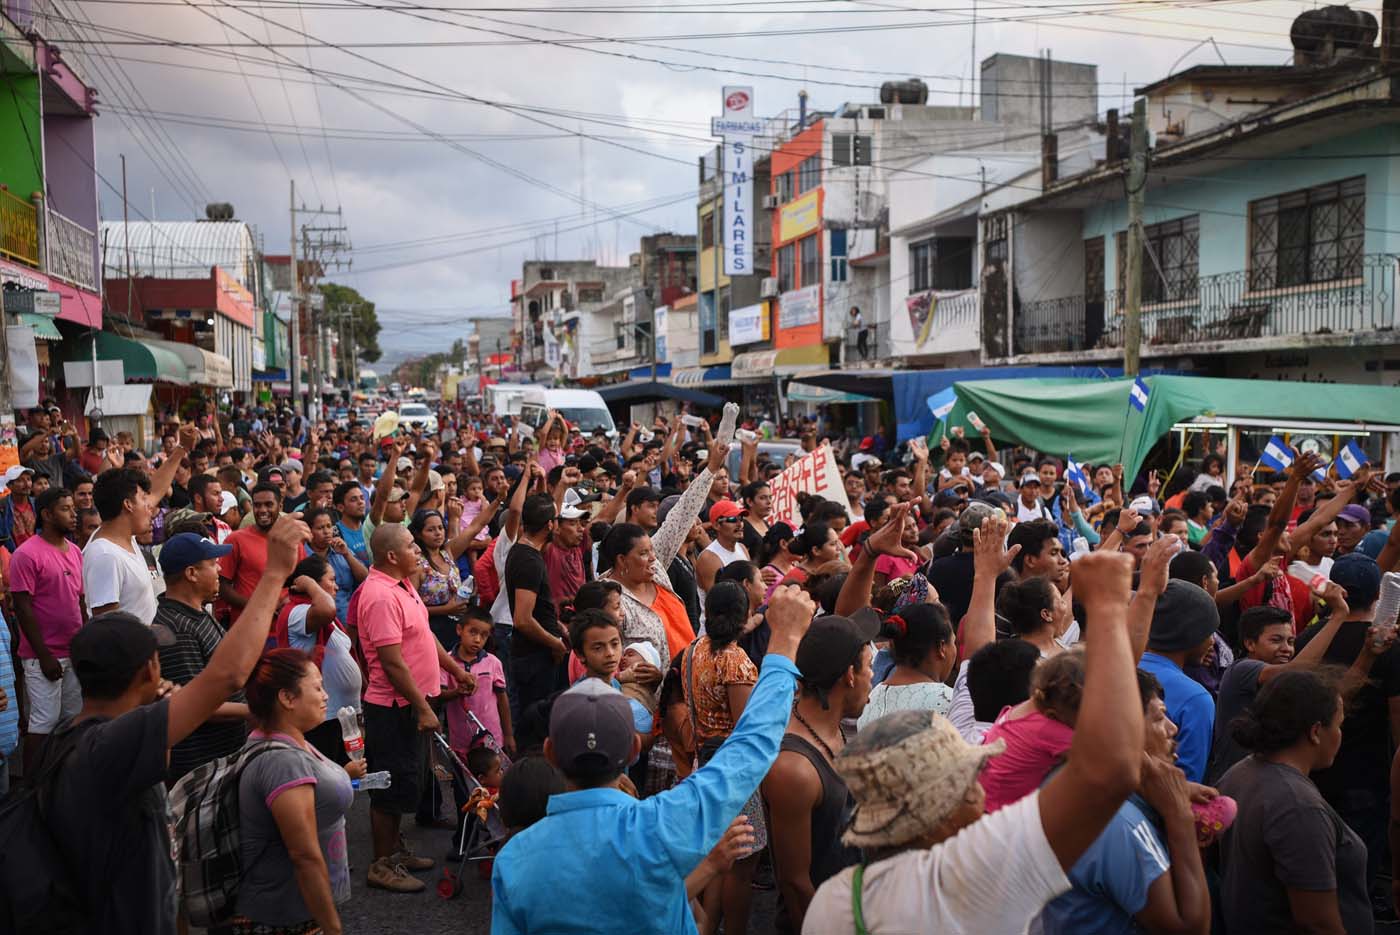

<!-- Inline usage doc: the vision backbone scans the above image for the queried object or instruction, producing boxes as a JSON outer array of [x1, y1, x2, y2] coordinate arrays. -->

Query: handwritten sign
[[768, 442, 851, 529]]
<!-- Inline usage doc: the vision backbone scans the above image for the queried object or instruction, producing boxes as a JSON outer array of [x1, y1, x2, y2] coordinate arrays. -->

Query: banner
[[768, 442, 851, 529], [729, 302, 767, 345], [779, 284, 820, 329], [713, 86, 762, 278], [779, 190, 821, 242]]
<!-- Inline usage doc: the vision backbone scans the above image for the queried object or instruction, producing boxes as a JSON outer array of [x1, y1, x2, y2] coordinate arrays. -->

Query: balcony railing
[[844, 319, 890, 362], [0, 187, 39, 268], [45, 205, 96, 291], [1013, 255, 1400, 356]]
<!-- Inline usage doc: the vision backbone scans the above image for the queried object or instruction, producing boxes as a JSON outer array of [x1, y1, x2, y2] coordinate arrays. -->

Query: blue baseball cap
[[159, 532, 233, 576]]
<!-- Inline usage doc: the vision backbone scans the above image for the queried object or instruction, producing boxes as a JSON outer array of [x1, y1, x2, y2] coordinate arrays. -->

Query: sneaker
[[367, 858, 426, 893], [393, 835, 435, 872]]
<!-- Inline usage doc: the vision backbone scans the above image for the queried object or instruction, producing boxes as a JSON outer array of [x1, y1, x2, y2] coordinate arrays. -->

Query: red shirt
[[218, 526, 269, 623], [354, 567, 440, 707]]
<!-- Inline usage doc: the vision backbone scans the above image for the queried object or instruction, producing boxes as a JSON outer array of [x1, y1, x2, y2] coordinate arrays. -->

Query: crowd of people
[[2, 393, 1400, 935]]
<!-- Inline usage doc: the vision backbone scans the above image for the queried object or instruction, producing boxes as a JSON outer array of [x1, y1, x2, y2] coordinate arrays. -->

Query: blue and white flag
[[1066, 454, 1089, 494], [927, 387, 958, 421], [1129, 377, 1151, 412], [1335, 440, 1369, 480], [1258, 435, 1293, 473]]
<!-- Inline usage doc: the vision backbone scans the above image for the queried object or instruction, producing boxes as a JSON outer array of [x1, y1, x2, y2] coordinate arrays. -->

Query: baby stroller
[[430, 714, 510, 899]]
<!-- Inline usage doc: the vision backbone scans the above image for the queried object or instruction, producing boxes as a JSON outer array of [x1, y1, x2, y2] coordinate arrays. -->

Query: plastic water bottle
[[337, 705, 364, 763], [457, 577, 476, 602], [352, 771, 392, 792], [1069, 536, 1091, 562], [1372, 571, 1400, 648]]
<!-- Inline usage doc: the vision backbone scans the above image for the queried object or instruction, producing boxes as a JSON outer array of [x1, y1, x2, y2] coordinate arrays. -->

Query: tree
[[318, 282, 382, 363]]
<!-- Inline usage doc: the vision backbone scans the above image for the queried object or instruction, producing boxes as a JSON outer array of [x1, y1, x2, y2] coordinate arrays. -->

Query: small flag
[[1336, 440, 1369, 480], [1129, 377, 1151, 412], [1258, 435, 1294, 473], [927, 387, 958, 421], [1066, 454, 1089, 494]]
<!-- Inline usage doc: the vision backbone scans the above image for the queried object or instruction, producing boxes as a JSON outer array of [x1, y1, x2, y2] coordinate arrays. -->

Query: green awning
[[64, 331, 190, 385], [934, 375, 1400, 482], [16, 313, 62, 340]]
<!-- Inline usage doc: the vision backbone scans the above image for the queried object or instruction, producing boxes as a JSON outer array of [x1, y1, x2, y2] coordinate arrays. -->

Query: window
[[1116, 215, 1199, 304], [798, 156, 821, 194], [831, 134, 872, 167], [799, 234, 820, 288], [830, 228, 848, 282], [776, 172, 794, 203], [700, 210, 716, 249], [718, 287, 731, 336], [578, 287, 604, 304], [908, 237, 974, 293], [777, 243, 796, 293], [1249, 177, 1364, 289]]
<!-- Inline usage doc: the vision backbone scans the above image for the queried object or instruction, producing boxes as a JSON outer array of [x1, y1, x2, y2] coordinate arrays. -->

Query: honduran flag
[[1129, 377, 1150, 412]]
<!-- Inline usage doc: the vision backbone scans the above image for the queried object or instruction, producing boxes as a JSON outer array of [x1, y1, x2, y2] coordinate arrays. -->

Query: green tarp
[[64, 331, 189, 385], [935, 375, 1400, 482]]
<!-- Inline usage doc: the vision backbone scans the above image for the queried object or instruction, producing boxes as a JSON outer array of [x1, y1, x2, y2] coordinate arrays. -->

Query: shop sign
[[728, 302, 767, 345], [712, 86, 760, 277], [779, 284, 820, 329], [769, 443, 851, 528], [779, 190, 820, 242]]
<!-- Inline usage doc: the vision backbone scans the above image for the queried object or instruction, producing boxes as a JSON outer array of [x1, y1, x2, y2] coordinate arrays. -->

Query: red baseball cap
[[709, 500, 747, 522], [859, 436, 875, 451]]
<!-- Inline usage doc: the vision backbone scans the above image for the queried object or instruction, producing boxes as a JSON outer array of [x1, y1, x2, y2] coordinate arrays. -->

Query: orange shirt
[[652, 585, 695, 666]]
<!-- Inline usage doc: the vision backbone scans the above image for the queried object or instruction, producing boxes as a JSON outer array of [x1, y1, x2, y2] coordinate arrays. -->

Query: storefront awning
[[15, 313, 62, 340], [144, 338, 234, 388], [64, 332, 190, 385], [84, 384, 153, 418], [731, 350, 778, 380], [597, 380, 724, 408], [788, 382, 878, 405], [629, 362, 672, 380]]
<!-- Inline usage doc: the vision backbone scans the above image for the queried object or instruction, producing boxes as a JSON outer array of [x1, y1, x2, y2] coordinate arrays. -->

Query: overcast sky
[[62, 0, 1316, 366]]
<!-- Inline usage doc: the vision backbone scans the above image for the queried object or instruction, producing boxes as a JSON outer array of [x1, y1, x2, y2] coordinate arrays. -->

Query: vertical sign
[[711, 86, 762, 278]]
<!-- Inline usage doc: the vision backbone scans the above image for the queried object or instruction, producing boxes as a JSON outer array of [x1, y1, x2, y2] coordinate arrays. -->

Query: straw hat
[[836, 710, 1004, 849]]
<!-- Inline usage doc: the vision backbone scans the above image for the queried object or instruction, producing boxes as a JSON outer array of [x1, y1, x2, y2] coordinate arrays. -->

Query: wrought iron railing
[[843, 319, 890, 362], [45, 205, 96, 291], [1013, 254, 1400, 355], [0, 187, 39, 268]]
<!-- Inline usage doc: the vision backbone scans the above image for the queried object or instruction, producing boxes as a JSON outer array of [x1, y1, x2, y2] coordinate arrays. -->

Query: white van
[[520, 387, 617, 439]]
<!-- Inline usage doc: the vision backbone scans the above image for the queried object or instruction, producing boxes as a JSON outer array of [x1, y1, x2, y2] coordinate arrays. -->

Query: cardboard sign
[[768, 442, 851, 529]]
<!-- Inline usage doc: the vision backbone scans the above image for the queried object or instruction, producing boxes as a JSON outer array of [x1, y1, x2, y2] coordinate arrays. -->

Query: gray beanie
[[1147, 580, 1220, 652]]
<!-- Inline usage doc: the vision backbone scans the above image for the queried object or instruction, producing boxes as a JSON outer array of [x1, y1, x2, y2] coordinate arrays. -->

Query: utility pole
[[289, 180, 301, 417], [1123, 96, 1147, 378]]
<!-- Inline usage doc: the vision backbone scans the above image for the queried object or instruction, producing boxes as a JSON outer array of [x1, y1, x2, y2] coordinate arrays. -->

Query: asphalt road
[[341, 792, 781, 933]]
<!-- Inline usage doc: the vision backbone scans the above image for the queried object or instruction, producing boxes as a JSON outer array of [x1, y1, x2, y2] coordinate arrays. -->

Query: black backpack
[[0, 721, 96, 935]]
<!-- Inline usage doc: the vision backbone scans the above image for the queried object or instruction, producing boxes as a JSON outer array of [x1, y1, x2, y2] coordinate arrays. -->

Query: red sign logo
[[725, 90, 750, 112]]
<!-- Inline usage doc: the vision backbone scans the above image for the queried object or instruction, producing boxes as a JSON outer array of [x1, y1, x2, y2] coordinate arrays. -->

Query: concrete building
[[985, 3, 1400, 395], [511, 259, 634, 382]]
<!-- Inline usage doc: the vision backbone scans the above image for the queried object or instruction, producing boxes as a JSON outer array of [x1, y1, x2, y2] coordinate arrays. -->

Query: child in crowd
[[978, 648, 1083, 812], [467, 745, 504, 792], [458, 474, 489, 540], [568, 608, 654, 735], [617, 641, 661, 724], [440, 606, 514, 757]]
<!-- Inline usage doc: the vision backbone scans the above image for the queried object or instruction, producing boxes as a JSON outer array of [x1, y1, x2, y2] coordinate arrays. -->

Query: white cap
[[427, 469, 445, 492], [986, 461, 1006, 480], [623, 640, 662, 670], [1129, 495, 1159, 515], [559, 503, 588, 520], [3, 465, 34, 485], [219, 490, 238, 514], [396, 456, 413, 472]]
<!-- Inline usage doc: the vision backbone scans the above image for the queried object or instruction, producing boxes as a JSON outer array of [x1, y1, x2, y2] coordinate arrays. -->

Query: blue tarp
[[629, 362, 673, 379], [599, 380, 723, 408], [894, 366, 1130, 441]]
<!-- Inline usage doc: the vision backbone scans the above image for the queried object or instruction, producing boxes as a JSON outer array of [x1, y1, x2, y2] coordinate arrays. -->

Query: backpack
[[0, 720, 97, 935], [169, 739, 289, 927]]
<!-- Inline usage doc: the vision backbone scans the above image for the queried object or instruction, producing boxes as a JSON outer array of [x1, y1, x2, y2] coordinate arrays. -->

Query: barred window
[[1249, 177, 1364, 289], [1116, 216, 1199, 304]]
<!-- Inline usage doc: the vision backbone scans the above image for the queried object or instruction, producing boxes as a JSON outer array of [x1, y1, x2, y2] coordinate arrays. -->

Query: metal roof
[[99, 220, 259, 288]]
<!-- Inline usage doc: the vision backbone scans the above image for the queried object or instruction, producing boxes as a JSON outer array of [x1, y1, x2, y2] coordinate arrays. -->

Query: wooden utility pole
[[1123, 97, 1147, 378]]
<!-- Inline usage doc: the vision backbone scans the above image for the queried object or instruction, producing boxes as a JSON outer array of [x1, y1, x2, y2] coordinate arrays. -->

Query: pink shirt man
[[353, 567, 440, 707], [9, 535, 84, 658]]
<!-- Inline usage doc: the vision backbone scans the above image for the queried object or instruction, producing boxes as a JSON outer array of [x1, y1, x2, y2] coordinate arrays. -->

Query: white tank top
[[703, 539, 749, 568]]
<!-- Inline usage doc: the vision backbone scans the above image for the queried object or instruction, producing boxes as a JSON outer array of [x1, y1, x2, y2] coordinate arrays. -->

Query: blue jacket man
[[490, 586, 819, 935]]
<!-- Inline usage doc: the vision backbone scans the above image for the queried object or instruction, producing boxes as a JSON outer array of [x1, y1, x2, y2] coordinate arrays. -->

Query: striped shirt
[[0, 612, 18, 758], [154, 596, 246, 779]]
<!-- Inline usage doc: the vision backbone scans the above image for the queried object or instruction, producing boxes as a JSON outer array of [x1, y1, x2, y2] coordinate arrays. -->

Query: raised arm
[[594, 470, 635, 526], [908, 438, 931, 512], [1246, 450, 1321, 573], [1289, 474, 1366, 560], [649, 404, 738, 575], [962, 513, 1018, 661], [369, 437, 407, 525], [446, 490, 504, 561], [148, 423, 199, 503], [168, 515, 309, 748], [292, 572, 339, 634], [1038, 551, 1144, 871], [834, 502, 917, 617], [1128, 534, 1177, 662]]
